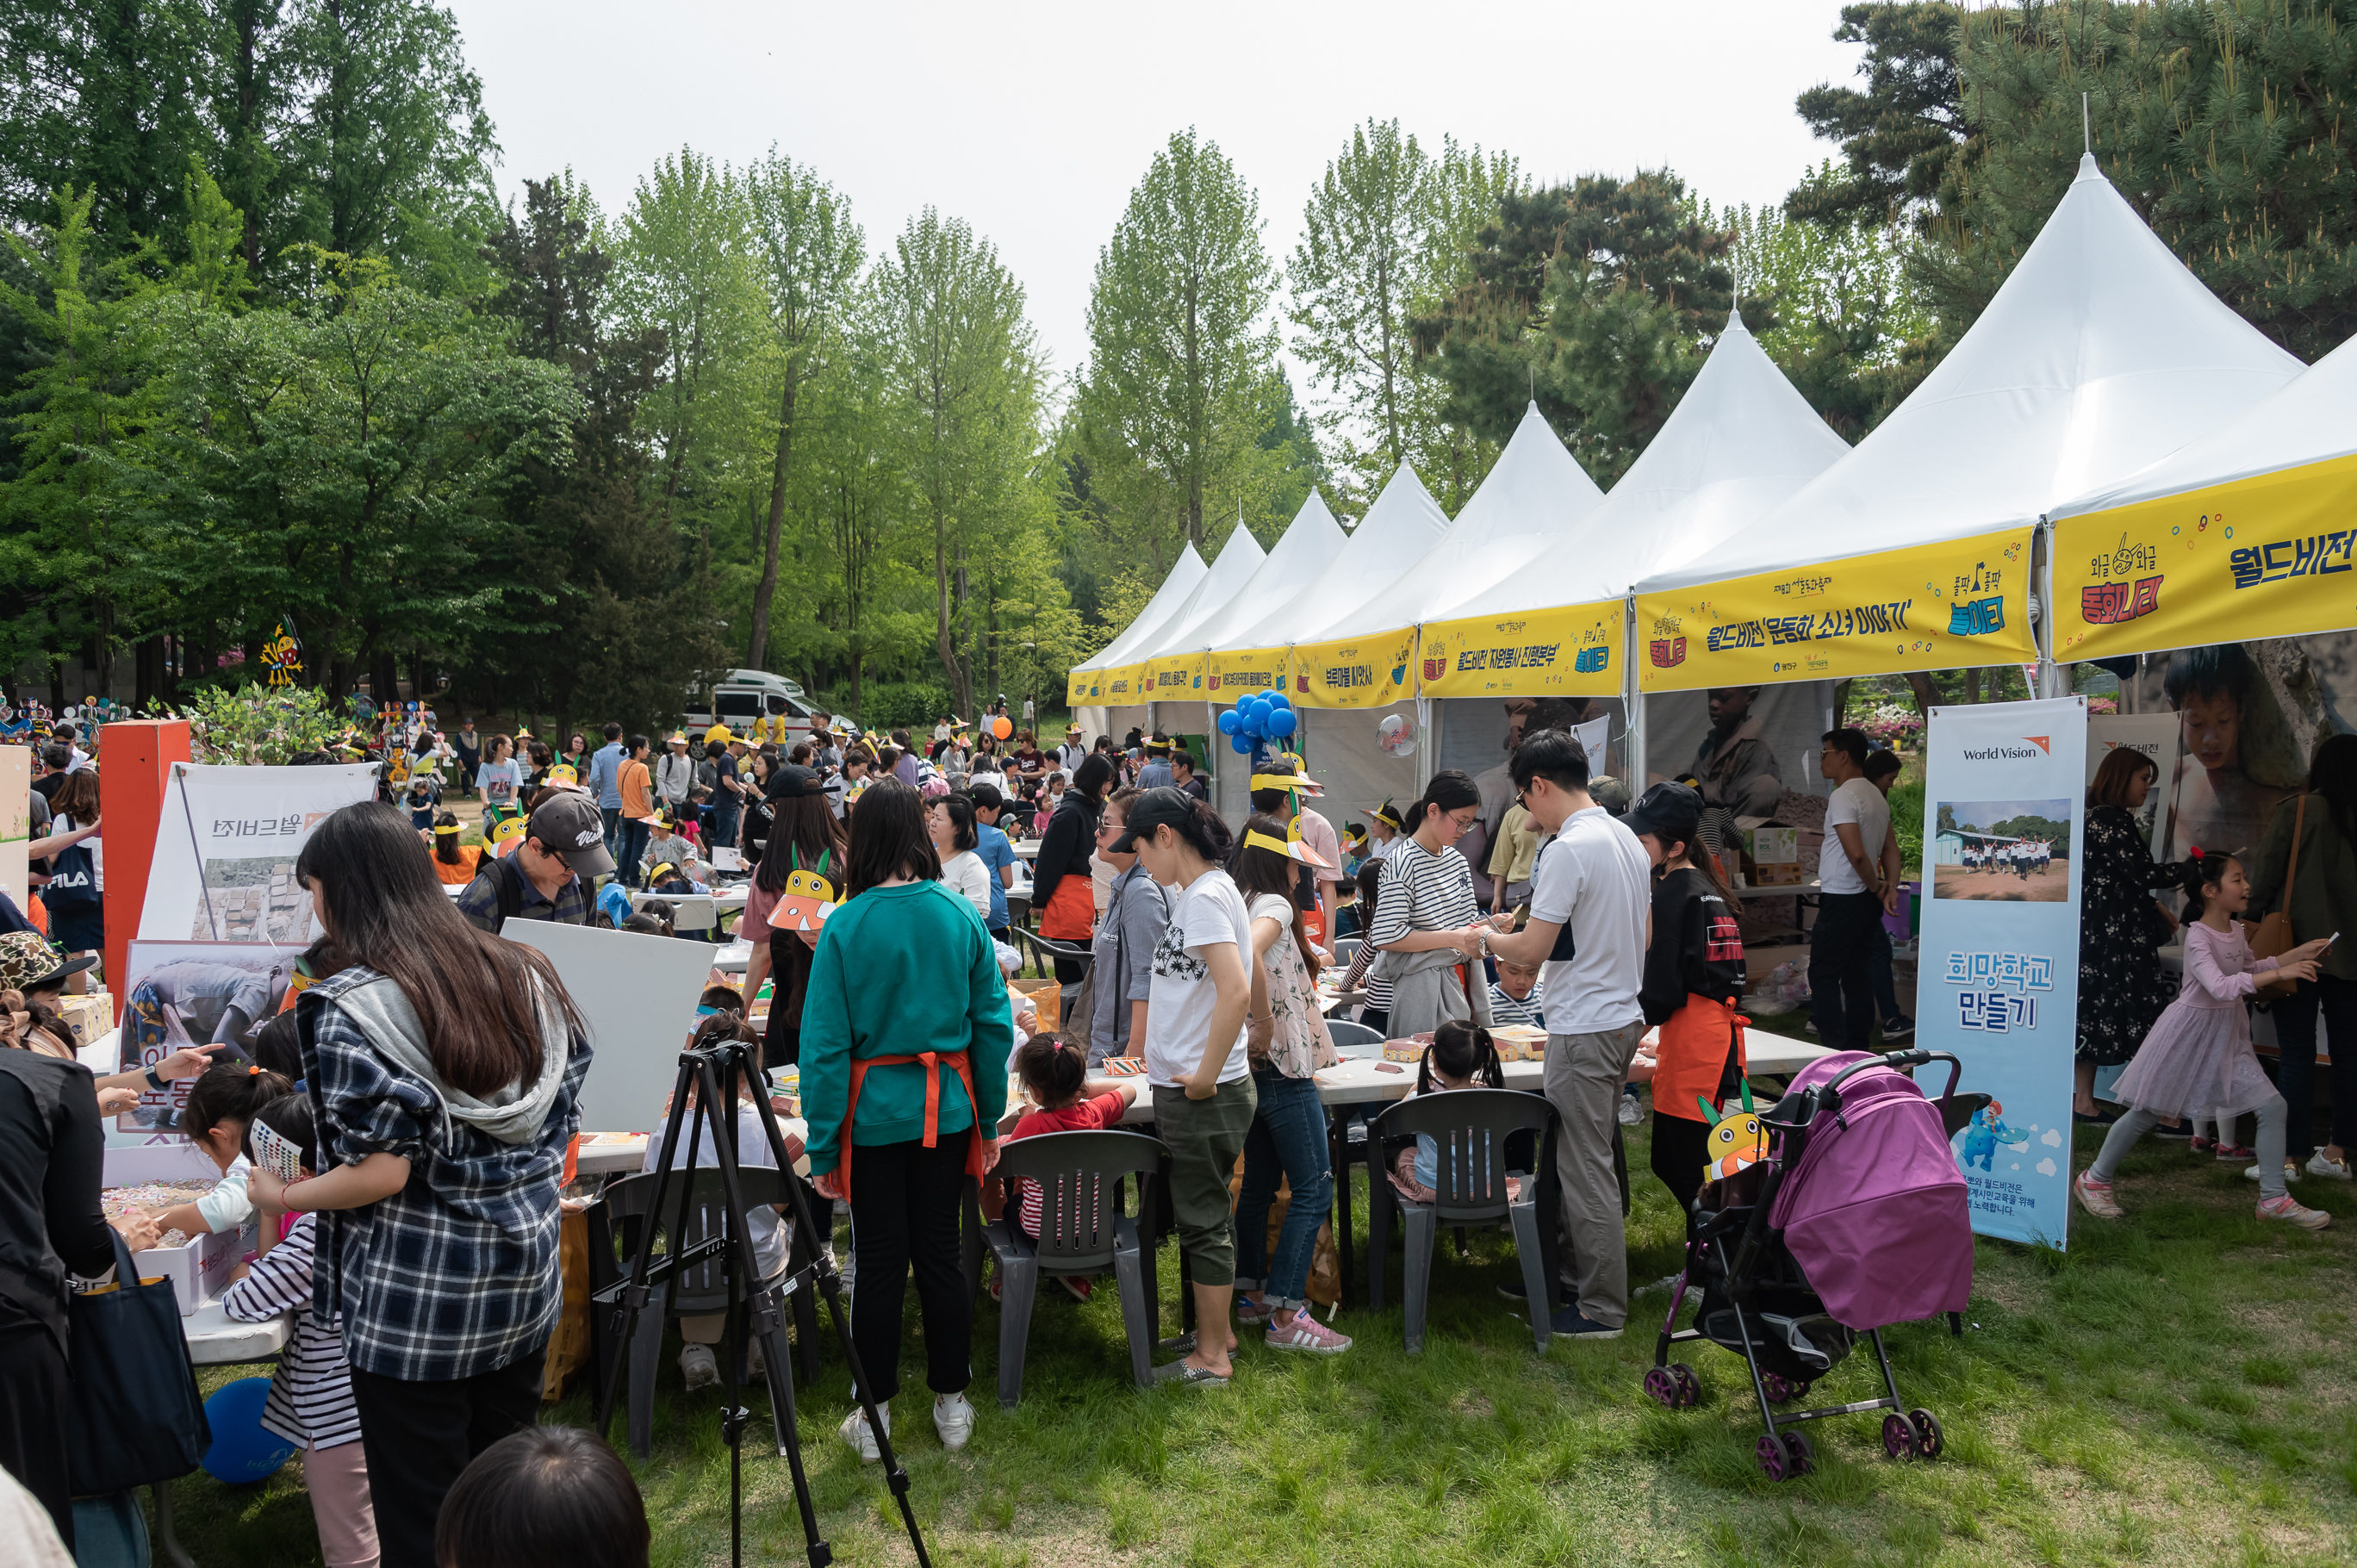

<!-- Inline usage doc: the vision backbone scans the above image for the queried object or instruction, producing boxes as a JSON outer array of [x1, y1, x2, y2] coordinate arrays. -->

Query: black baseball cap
[[1622, 781, 1702, 848], [527, 791, 617, 876], [766, 764, 824, 800], [1108, 786, 1196, 852]]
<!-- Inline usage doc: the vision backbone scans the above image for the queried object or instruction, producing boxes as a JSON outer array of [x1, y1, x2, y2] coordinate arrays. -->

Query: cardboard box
[[102, 1142, 258, 1316], [56, 990, 115, 1050], [1011, 979, 1060, 1032]]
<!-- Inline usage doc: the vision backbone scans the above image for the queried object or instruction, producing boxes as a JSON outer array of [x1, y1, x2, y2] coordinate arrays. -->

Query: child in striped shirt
[[221, 1092, 377, 1568]]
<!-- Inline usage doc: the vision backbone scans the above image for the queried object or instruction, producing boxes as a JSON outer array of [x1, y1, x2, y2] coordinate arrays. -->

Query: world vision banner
[[1141, 650, 1207, 700], [1418, 600, 1620, 699], [2053, 454, 2357, 665], [1294, 627, 1419, 709], [1633, 528, 2037, 693], [1204, 645, 1291, 700]]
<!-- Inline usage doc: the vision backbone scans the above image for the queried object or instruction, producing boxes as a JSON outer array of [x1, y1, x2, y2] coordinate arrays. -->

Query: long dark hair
[[295, 803, 585, 1096], [433, 810, 465, 865], [1012, 1031, 1086, 1110], [433, 1426, 650, 1568], [754, 794, 844, 895], [2086, 746, 2159, 810], [1157, 796, 1234, 866], [843, 781, 941, 898], [1418, 1019, 1504, 1095], [1402, 769, 1480, 836], [2308, 732, 2357, 849], [2174, 849, 2236, 923], [1232, 812, 1321, 979]]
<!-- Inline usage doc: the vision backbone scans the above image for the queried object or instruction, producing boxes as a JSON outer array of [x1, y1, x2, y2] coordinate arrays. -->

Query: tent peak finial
[[2083, 91, 2091, 155]]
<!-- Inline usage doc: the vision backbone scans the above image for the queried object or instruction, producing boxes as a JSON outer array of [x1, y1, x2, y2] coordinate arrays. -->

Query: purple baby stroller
[[1643, 1048, 1981, 1481]]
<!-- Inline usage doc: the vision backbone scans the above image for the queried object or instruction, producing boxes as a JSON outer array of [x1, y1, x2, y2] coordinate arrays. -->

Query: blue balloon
[[1216, 709, 1239, 736], [1269, 708, 1297, 737], [1266, 691, 1291, 712], [201, 1377, 299, 1484], [1229, 732, 1253, 755], [1248, 696, 1273, 725]]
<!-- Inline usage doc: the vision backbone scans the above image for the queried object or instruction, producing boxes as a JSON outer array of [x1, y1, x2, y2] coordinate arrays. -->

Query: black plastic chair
[[1326, 1020, 1384, 1055], [598, 1167, 806, 1459], [1017, 927, 1093, 978], [1365, 1089, 1561, 1353], [985, 1129, 1166, 1407]]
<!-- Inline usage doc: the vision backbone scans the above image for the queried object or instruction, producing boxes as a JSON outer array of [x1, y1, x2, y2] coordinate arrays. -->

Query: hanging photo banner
[[138, 762, 380, 944], [1919, 695, 2086, 1248], [114, 940, 297, 1136], [2086, 712, 2180, 861]]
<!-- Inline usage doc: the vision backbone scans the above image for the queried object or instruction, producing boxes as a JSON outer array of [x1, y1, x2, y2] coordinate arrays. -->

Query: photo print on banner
[[114, 941, 294, 1136], [1917, 697, 2086, 1248]]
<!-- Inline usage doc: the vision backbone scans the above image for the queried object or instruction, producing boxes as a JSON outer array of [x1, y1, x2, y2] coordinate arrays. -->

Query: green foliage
[[1888, 773, 1926, 866], [1788, 3, 1976, 232], [161, 680, 352, 763]]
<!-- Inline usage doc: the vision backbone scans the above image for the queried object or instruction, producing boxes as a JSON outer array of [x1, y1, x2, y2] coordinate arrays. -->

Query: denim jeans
[[1233, 1066, 1333, 1310], [600, 805, 623, 862], [708, 800, 741, 849], [1809, 891, 1884, 1050], [2272, 974, 2357, 1157], [615, 818, 651, 888]]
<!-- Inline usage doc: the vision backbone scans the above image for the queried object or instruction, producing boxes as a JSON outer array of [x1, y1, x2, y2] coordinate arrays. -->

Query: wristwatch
[[144, 1062, 168, 1092]]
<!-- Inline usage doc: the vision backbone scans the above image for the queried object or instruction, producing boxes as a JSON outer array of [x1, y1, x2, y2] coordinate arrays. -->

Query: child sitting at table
[[641, 1008, 805, 1390], [995, 1031, 1139, 1303], [220, 1092, 377, 1568], [1388, 1020, 1514, 1204], [137, 1063, 294, 1243]]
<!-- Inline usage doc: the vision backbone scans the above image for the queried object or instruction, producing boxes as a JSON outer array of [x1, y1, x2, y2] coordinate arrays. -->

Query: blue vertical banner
[[1918, 695, 2087, 1248]]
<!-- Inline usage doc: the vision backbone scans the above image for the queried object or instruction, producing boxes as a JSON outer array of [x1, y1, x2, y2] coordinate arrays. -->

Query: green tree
[[1788, 3, 1975, 232], [1287, 119, 1520, 503], [1074, 128, 1284, 562], [868, 208, 1045, 717], [740, 148, 864, 673]]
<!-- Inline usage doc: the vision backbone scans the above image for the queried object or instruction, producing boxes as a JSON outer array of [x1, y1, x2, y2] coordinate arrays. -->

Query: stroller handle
[[1831, 1048, 1964, 1104]]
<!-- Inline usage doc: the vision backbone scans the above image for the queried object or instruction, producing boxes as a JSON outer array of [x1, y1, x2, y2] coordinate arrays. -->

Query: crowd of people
[[7, 689, 2355, 1563]]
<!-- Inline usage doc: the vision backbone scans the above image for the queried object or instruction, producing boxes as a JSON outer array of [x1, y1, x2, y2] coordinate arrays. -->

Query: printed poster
[[1919, 695, 2086, 1248], [114, 941, 295, 1135], [137, 762, 378, 943], [2086, 713, 2180, 861]]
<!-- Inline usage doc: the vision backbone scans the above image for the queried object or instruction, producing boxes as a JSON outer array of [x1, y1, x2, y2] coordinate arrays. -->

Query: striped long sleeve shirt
[[219, 1212, 362, 1449]]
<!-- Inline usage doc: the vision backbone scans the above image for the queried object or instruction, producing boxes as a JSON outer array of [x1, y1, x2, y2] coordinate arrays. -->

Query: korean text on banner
[[1418, 600, 1622, 699], [1205, 646, 1291, 700], [1294, 629, 1419, 709], [1067, 667, 1096, 704], [138, 762, 379, 944], [1098, 664, 1144, 703], [1635, 528, 2037, 693], [1142, 650, 1208, 701], [2053, 454, 2357, 664], [2086, 713, 2180, 862], [1918, 696, 2086, 1248]]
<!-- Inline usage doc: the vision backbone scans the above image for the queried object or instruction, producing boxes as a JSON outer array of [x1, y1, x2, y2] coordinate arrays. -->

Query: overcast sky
[[447, 1, 1866, 394]]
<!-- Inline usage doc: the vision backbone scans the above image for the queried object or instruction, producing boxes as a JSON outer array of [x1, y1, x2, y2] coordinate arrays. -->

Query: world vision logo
[[2024, 736, 2050, 754], [1959, 738, 2049, 761]]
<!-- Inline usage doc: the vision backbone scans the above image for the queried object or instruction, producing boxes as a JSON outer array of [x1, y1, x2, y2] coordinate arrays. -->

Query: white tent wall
[[1104, 705, 1148, 749], [1301, 701, 1419, 828], [1074, 705, 1109, 748], [1643, 681, 1840, 800], [1432, 696, 1632, 784]]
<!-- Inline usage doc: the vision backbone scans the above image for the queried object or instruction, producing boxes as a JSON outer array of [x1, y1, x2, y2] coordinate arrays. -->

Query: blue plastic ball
[[201, 1377, 299, 1484], [1269, 708, 1297, 737], [1216, 710, 1239, 736]]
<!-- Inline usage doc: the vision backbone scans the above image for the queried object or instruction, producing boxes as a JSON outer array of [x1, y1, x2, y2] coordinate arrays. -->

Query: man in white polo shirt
[[1480, 727, 1653, 1339]]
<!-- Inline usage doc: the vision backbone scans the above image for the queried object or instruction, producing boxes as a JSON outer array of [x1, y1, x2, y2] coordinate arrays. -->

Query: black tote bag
[[66, 1230, 213, 1495]]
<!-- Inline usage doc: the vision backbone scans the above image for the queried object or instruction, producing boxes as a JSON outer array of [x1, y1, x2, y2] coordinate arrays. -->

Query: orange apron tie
[[836, 1048, 990, 1199], [1652, 994, 1747, 1123]]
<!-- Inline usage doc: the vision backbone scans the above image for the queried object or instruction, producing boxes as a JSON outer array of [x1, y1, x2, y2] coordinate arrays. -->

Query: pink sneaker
[[2255, 1195, 2332, 1231], [1265, 1310, 1353, 1353], [2074, 1172, 2124, 1220]]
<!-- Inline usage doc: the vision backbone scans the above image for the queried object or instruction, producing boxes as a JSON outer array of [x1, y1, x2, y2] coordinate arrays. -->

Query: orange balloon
[[992, 715, 1014, 740]]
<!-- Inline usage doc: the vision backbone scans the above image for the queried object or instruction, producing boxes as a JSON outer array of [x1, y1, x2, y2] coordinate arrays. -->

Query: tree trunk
[[1963, 667, 1981, 705], [746, 369, 799, 670], [1904, 672, 1937, 713]]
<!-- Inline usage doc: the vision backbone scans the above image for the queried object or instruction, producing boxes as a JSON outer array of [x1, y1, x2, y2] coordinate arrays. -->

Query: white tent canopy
[[2050, 327, 2357, 518], [1642, 154, 2304, 595], [1307, 404, 1603, 642], [1157, 491, 1348, 664], [1453, 318, 1850, 619], [1133, 520, 1266, 675], [1074, 541, 1206, 675], [1222, 464, 1450, 653]]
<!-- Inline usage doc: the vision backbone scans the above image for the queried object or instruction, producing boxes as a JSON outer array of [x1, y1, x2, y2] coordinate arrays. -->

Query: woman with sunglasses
[[1365, 770, 1504, 1039]]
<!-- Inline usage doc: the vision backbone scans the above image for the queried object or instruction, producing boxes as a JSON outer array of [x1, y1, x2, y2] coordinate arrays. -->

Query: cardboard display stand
[[499, 920, 718, 1137]]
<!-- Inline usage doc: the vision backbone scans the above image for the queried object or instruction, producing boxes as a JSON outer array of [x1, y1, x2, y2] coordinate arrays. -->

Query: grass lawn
[[166, 1092, 2356, 1568]]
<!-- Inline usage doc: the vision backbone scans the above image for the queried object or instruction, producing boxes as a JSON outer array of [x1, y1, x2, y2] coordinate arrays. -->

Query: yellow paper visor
[[1243, 829, 1334, 870]]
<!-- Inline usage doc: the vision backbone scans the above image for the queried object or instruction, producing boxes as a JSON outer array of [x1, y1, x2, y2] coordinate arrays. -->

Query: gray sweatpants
[[1543, 1019, 1648, 1327], [2093, 1096, 2289, 1199]]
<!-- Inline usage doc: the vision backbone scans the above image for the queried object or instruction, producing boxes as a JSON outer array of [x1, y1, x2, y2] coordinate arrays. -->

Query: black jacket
[[1030, 790, 1103, 912], [0, 1051, 114, 1348]]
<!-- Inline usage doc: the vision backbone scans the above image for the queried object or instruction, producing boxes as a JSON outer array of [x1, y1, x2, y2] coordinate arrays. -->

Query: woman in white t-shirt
[[1113, 786, 1257, 1386], [928, 795, 993, 922]]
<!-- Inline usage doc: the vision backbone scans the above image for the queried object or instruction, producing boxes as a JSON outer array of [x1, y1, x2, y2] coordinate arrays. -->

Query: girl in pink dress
[[2076, 849, 2332, 1229]]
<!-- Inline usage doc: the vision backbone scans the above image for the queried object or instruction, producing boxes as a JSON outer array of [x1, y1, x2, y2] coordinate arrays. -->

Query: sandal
[[1151, 1358, 1231, 1387]]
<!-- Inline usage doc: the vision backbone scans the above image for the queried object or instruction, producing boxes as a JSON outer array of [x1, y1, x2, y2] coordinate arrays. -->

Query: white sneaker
[[678, 1343, 719, 1391], [1617, 1091, 1642, 1127], [839, 1403, 888, 1463], [933, 1391, 976, 1452], [2305, 1148, 2353, 1180], [2073, 1171, 2123, 1220], [2244, 1161, 2302, 1184]]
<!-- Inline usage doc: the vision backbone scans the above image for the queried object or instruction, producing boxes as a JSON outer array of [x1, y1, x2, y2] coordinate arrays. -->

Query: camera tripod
[[591, 1040, 930, 1568]]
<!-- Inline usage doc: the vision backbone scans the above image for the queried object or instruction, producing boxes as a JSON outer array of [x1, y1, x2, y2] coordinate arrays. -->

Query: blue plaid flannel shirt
[[300, 968, 590, 1381]]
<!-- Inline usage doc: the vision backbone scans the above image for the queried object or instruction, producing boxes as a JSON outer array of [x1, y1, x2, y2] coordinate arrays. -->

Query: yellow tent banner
[[2052, 453, 2357, 664], [1293, 629, 1418, 709], [1141, 650, 1207, 700], [1067, 666, 1098, 704], [1097, 664, 1145, 703], [1205, 646, 1291, 701], [1419, 600, 1621, 699], [1634, 527, 2037, 692]]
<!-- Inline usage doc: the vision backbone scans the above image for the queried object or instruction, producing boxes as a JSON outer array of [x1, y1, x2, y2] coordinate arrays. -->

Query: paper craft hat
[[774, 867, 838, 932], [546, 763, 579, 786], [1242, 828, 1335, 871]]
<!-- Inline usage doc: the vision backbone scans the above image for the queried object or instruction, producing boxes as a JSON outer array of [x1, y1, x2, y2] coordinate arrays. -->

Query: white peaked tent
[[1641, 154, 2304, 603], [1074, 541, 1206, 679], [1100, 522, 1264, 736], [1302, 404, 1604, 643]]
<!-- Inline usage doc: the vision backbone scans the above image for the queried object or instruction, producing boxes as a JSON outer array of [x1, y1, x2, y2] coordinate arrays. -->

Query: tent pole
[[1623, 594, 1646, 788], [2034, 518, 2066, 700]]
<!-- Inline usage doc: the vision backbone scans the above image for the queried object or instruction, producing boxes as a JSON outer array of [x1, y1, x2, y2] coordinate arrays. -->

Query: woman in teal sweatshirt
[[803, 780, 1011, 1462]]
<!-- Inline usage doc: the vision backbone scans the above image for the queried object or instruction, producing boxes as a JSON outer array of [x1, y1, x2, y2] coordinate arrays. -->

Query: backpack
[[472, 855, 588, 926]]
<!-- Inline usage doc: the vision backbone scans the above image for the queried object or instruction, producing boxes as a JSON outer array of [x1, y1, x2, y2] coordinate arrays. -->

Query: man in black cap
[[455, 791, 611, 933]]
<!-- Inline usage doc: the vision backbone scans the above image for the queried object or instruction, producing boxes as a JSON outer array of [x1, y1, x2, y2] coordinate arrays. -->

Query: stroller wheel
[[1762, 1372, 1794, 1404], [1755, 1434, 1794, 1482], [1642, 1367, 1680, 1409], [1791, 1379, 1812, 1400], [1783, 1429, 1816, 1475], [1882, 1412, 1919, 1460], [1908, 1408, 1944, 1459], [1670, 1364, 1701, 1408]]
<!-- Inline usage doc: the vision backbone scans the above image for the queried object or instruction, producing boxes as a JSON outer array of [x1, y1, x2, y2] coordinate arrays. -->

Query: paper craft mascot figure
[[1700, 1080, 1768, 1185], [1959, 1100, 2027, 1173], [774, 867, 838, 933]]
